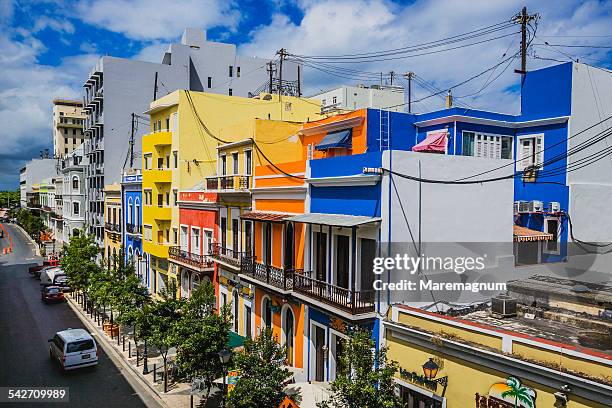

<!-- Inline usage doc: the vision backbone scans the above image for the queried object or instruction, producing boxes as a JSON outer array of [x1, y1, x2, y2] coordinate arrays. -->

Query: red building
[[169, 190, 218, 299]]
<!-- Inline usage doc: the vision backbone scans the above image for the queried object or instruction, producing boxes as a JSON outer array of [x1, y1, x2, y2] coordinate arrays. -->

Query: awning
[[286, 213, 381, 227], [315, 129, 352, 151], [228, 331, 245, 349], [240, 211, 293, 222], [513, 225, 554, 242], [412, 130, 447, 153]]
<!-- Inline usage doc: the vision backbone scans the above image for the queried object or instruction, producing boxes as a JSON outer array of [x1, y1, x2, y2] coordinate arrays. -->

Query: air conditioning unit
[[491, 295, 518, 318], [529, 200, 544, 213], [549, 201, 561, 213], [513, 201, 520, 215], [518, 201, 530, 213]]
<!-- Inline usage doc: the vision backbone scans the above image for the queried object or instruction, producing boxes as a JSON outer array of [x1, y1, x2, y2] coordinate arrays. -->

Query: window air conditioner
[[549, 201, 561, 213], [529, 200, 544, 213], [518, 201, 530, 213]]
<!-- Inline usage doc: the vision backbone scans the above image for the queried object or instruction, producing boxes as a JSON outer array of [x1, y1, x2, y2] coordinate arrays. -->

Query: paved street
[[0, 223, 147, 408]]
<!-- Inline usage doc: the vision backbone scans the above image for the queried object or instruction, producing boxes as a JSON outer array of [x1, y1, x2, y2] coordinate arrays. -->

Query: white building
[[312, 84, 405, 113], [61, 145, 87, 243]]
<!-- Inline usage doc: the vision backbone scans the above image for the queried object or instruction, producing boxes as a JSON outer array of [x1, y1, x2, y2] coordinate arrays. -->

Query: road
[[0, 223, 147, 408]]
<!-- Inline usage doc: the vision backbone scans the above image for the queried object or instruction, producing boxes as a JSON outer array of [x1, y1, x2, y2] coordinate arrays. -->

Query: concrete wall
[[568, 63, 612, 242]]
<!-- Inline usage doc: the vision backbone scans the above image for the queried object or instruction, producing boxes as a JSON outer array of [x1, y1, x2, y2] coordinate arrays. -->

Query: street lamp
[[218, 349, 231, 408], [422, 358, 439, 380]]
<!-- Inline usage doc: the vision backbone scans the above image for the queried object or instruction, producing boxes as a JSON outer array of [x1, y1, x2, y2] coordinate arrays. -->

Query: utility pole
[[297, 65, 301, 97], [404, 72, 414, 113], [277, 48, 286, 96], [389, 71, 395, 86], [513, 7, 538, 75], [129, 113, 135, 169], [267, 61, 274, 94], [153, 72, 159, 100]]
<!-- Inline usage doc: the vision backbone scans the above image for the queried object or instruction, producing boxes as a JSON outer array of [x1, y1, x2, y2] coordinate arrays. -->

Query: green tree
[[227, 327, 294, 408], [501, 376, 536, 408], [317, 330, 400, 408], [148, 280, 184, 393], [172, 282, 232, 403], [14, 208, 45, 241], [60, 233, 101, 308]]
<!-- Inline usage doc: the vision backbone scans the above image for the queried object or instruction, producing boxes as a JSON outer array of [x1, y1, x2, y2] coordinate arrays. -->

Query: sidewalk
[[66, 294, 212, 408]]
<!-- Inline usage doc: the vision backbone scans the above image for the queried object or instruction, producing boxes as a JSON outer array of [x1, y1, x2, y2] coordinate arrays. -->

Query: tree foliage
[[172, 282, 232, 402], [13, 208, 45, 240], [317, 330, 400, 408], [227, 327, 294, 408], [60, 233, 100, 293]]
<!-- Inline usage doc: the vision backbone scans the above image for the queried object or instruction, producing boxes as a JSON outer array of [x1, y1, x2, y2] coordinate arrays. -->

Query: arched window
[[261, 296, 272, 329], [282, 305, 295, 366], [127, 197, 133, 225], [233, 290, 239, 332], [72, 176, 79, 192], [128, 246, 134, 263], [191, 273, 201, 293], [134, 199, 140, 227]]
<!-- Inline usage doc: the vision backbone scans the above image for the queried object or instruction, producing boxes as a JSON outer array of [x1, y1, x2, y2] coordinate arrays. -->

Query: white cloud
[[240, 0, 612, 113], [33, 16, 75, 34], [132, 41, 168, 63], [76, 0, 240, 40]]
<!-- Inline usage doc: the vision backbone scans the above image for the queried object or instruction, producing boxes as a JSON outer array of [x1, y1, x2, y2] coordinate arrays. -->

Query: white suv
[[49, 329, 98, 370]]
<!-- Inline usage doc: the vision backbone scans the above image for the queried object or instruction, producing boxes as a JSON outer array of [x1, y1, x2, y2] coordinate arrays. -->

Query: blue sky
[[1, 0, 611, 190]]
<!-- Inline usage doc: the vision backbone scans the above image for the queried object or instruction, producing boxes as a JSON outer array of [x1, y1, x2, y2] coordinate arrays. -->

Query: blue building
[[292, 61, 612, 383], [121, 173, 148, 288]]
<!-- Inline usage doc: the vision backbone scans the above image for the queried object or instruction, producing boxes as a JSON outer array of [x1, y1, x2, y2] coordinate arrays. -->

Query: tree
[[501, 376, 536, 408], [227, 327, 294, 408], [148, 280, 184, 393], [172, 282, 232, 403], [317, 330, 400, 408], [60, 233, 101, 308], [14, 208, 45, 241]]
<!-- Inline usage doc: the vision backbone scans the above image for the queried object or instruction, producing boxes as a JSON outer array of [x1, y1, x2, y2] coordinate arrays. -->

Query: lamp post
[[218, 349, 231, 408], [422, 358, 448, 397]]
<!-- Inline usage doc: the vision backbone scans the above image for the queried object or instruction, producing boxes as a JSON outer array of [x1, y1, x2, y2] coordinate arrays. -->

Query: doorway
[[336, 235, 349, 289], [283, 307, 295, 366], [313, 324, 326, 382]]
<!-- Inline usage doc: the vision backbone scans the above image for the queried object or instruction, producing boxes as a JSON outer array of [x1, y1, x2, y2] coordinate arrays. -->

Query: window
[[517, 134, 544, 171], [64, 137, 68, 144], [73, 202, 79, 215], [232, 152, 239, 174], [173, 151, 178, 168], [73, 137, 76, 144], [73, 129, 76, 136], [221, 217, 227, 249], [332, 96, 337, 104], [166, 154, 170, 168], [245, 305, 251, 338], [65, 148, 68, 154], [158, 157, 163, 169], [157, 120, 161, 131], [462, 131, 513, 160], [221, 155, 227, 175], [232, 218, 239, 253], [173, 228, 178, 244], [165, 191, 169, 206], [72, 176, 79, 191], [157, 193, 163, 207], [228, 88, 233, 96], [321, 99, 326, 106], [173, 189, 178, 205], [64, 128, 68, 135], [180, 226, 188, 250], [229, 66, 233, 77], [207, 77, 212, 88], [153, 122, 157, 132], [165, 117, 170, 131], [191, 227, 200, 253], [144, 154, 152, 170], [245, 150, 252, 175], [144, 225, 152, 241]]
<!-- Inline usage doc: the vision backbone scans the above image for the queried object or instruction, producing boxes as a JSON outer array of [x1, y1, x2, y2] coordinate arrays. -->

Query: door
[[314, 231, 327, 282], [245, 305, 252, 338], [284, 222, 294, 270], [336, 235, 349, 289], [244, 221, 252, 256], [284, 308, 294, 366], [314, 325, 326, 382], [264, 223, 272, 265], [220, 217, 227, 253], [232, 219, 239, 254], [360, 238, 376, 302]]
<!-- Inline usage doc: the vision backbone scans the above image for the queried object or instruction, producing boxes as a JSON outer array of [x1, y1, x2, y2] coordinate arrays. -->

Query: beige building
[[53, 99, 85, 158]]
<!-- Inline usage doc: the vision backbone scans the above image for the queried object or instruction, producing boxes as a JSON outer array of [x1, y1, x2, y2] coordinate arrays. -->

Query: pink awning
[[412, 130, 448, 153]]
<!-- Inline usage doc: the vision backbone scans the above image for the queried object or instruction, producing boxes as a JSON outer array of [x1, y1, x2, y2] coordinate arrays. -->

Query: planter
[[103, 323, 119, 337]]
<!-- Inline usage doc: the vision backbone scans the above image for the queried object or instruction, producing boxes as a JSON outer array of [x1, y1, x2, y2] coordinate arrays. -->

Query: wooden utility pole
[[129, 113, 135, 169], [153, 72, 159, 100], [297, 65, 301, 97], [389, 71, 395, 86], [513, 7, 538, 75], [404, 72, 414, 113], [277, 48, 286, 95], [267, 61, 274, 94]]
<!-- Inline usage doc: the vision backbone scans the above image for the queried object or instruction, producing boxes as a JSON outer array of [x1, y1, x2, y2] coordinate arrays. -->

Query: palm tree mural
[[501, 376, 536, 408]]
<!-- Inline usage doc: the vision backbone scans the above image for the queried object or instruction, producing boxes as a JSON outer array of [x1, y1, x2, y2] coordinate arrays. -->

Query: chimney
[[445, 90, 453, 109]]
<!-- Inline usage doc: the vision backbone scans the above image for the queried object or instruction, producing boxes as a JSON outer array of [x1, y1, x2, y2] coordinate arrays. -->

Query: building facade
[[53, 98, 85, 158], [103, 184, 122, 268], [61, 145, 87, 242], [313, 84, 405, 114], [122, 172, 145, 285]]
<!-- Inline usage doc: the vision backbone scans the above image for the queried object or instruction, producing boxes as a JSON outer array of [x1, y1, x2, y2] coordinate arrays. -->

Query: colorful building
[[103, 183, 122, 268], [142, 90, 322, 295], [122, 172, 145, 285]]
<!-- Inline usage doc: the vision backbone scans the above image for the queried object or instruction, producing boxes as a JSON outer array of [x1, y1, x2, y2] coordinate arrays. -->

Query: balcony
[[240, 257, 297, 293], [206, 175, 251, 191], [209, 243, 244, 270], [126, 223, 142, 235], [144, 168, 172, 183], [104, 222, 121, 233], [169, 246, 214, 271], [293, 272, 375, 316]]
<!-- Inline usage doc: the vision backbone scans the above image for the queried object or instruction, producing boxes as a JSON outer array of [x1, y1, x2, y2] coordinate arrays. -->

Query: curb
[[65, 296, 167, 408]]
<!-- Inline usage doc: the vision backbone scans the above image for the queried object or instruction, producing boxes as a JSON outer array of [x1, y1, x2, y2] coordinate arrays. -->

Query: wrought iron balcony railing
[[169, 246, 215, 270], [240, 257, 298, 291], [126, 223, 142, 235], [206, 175, 251, 191], [209, 243, 244, 268], [293, 271, 375, 315], [104, 222, 121, 232]]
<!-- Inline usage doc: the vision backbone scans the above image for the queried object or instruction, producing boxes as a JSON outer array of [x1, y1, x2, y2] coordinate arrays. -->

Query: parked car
[[28, 258, 60, 278], [48, 329, 98, 370], [40, 268, 69, 292], [41, 286, 65, 303]]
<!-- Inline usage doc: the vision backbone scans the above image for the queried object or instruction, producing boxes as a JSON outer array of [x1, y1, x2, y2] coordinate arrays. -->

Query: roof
[[315, 128, 352, 150], [286, 213, 381, 227], [513, 225, 553, 242], [508, 275, 612, 305], [240, 211, 294, 222], [57, 328, 92, 342]]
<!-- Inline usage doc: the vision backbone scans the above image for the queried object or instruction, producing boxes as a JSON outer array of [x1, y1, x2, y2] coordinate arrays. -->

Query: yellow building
[[103, 184, 122, 268], [384, 303, 611, 408], [142, 90, 322, 295]]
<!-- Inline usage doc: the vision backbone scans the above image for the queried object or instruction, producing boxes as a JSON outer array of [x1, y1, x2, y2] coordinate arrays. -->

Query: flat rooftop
[[507, 274, 612, 305]]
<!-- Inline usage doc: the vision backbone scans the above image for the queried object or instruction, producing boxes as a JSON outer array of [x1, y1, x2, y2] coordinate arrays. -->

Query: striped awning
[[513, 225, 554, 242]]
